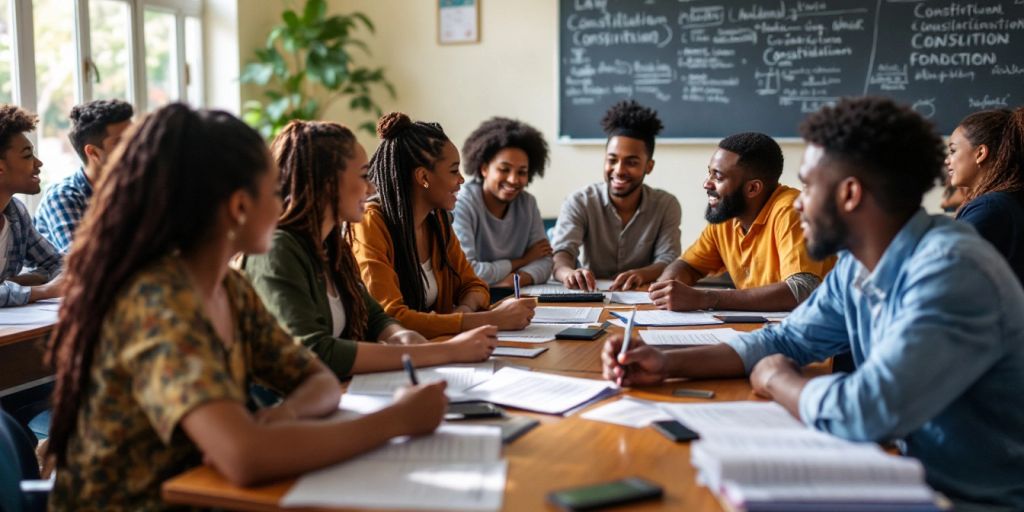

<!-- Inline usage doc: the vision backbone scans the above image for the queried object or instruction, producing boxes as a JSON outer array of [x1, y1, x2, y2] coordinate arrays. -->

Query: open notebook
[[660, 402, 944, 512], [280, 425, 506, 510]]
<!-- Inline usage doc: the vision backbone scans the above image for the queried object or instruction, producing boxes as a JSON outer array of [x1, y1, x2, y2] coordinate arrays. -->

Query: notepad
[[492, 346, 547, 358], [532, 307, 603, 324], [281, 425, 507, 511], [580, 397, 672, 428], [463, 367, 617, 415], [497, 323, 589, 343], [347, 362, 494, 398], [610, 310, 723, 326], [608, 291, 653, 305], [639, 328, 741, 346]]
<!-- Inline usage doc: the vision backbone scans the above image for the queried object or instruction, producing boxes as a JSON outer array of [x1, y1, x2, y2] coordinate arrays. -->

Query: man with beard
[[602, 97, 1024, 512], [650, 132, 834, 312], [551, 100, 681, 291]]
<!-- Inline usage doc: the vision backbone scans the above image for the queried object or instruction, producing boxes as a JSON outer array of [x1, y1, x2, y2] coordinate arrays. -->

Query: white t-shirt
[[327, 285, 347, 337], [421, 259, 438, 309]]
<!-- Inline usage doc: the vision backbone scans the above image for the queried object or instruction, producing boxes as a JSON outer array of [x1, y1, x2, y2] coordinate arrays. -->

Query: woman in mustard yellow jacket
[[352, 112, 535, 338]]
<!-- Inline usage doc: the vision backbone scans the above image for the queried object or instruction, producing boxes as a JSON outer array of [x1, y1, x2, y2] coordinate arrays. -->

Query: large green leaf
[[239, 62, 273, 85], [303, 0, 326, 24], [352, 12, 375, 33]]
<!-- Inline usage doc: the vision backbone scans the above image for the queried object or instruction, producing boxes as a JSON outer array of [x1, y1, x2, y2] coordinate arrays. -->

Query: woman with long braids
[[243, 120, 497, 378], [46, 104, 447, 510], [945, 107, 1024, 282], [352, 112, 535, 338]]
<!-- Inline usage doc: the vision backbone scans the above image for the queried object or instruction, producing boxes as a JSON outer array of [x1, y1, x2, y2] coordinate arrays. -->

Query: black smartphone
[[548, 477, 663, 511], [713, 314, 768, 323], [555, 327, 606, 340], [444, 401, 505, 421], [650, 419, 700, 443]]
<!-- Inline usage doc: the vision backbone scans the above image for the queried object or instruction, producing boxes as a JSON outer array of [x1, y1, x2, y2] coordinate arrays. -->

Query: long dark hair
[[959, 107, 1024, 204], [47, 103, 269, 465], [368, 112, 458, 311], [272, 120, 368, 339]]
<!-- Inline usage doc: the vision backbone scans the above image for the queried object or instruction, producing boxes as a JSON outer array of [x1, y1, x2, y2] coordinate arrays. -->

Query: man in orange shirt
[[650, 132, 834, 311]]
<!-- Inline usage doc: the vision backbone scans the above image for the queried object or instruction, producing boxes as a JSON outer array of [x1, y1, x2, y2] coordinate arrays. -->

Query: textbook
[[660, 402, 944, 511]]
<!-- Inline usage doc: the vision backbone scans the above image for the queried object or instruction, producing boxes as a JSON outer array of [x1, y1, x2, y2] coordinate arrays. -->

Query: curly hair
[[271, 120, 368, 340], [957, 108, 1024, 203], [68, 99, 134, 163], [799, 97, 945, 215], [601, 100, 664, 157], [461, 117, 549, 184], [718, 132, 784, 184], [0, 104, 39, 153]]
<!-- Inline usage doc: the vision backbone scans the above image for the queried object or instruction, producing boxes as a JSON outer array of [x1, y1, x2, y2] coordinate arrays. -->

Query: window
[[4, 0, 205, 195]]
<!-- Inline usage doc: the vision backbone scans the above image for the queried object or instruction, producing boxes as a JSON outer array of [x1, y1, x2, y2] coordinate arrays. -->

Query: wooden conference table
[[0, 323, 55, 399], [163, 303, 829, 511]]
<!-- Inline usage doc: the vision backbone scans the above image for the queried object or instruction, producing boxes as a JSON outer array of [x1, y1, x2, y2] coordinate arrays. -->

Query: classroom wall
[[238, 0, 944, 245]]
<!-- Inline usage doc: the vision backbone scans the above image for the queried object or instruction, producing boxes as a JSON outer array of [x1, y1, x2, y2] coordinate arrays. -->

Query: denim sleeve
[[725, 254, 853, 372], [798, 251, 1007, 442]]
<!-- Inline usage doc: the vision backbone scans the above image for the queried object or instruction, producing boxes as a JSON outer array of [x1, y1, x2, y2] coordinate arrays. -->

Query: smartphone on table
[[548, 477, 663, 511]]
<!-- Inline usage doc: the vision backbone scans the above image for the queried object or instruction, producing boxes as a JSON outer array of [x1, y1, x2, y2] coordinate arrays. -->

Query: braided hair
[[272, 120, 368, 339], [600, 100, 664, 157], [47, 104, 269, 466], [958, 108, 1024, 204], [368, 112, 458, 311]]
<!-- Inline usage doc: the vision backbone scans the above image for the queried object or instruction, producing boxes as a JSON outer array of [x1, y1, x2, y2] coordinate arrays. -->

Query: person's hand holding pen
[[601, 325, 669, 387], [392, 354, 448, 435]]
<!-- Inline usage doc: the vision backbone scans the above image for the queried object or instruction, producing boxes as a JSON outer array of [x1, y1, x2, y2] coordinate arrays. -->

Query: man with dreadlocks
[[550, 99, 681, 291]]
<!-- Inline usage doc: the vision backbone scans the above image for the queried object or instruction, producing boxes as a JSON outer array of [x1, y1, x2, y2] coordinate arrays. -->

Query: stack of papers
[[463, 367, 617, 415], [347, 362, 495, 399], [520, 279, 616, 295], [580, 397, 671, 428], [607, 291, 653, 305], [532, 307, 603, 324], [639, 328, 741, 346], [659, 402, 941, 511], [281, 425, 507, 511], [497, 323, 589, 343], [610, 310, 723, 326]]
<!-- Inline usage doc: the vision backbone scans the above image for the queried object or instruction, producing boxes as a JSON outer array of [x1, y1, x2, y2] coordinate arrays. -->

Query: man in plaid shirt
[[34, 99, 133, 253], [0, 105, 63, 306]]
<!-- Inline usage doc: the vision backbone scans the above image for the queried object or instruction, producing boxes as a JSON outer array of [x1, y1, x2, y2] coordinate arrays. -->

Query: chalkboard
[[559, 0, 1024, 140]]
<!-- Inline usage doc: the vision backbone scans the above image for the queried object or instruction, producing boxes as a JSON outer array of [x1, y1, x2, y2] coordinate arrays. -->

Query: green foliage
[[240, 0, 395, 139]]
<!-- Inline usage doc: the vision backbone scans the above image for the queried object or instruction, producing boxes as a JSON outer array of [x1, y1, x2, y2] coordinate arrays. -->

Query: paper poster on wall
[[438, 0, 479, 45]]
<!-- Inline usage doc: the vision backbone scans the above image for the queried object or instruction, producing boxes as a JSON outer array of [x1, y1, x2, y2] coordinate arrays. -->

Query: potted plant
[[240, 0, 395, 138]]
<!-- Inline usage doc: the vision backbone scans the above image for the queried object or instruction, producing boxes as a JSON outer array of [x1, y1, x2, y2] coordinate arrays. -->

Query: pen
[[619, 308, 636, 358], [401, 354, 419, 385], [513, 273, 521, 299]]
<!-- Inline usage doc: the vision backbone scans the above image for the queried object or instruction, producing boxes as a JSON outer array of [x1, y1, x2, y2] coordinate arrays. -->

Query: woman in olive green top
[[244, 120, 497, 377]]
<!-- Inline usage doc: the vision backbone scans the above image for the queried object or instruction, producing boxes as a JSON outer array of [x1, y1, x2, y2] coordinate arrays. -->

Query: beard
[[704, 186, 746, 224], [805, 193, 847, 260]]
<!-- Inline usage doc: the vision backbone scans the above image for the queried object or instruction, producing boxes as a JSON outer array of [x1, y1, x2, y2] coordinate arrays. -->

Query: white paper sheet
[[532, 307, 603, 324], [496, 323, 589, 343], [0, 302, 58, 325], [607, 291, 654, 304], [639, 328, 741, 346], [281, 425, 506, 511], [463, 367, 616, 415], [347, 362, 494, 397], [580, 397, 672, 428], [658, 402, 804, 435], [492, 347, 547, 358], [610, 310, 723, 326]]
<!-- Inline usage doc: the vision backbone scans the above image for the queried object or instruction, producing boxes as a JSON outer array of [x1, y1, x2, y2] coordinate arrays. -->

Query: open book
[[660, 402, 943, 511], [280, 425, 507, 511]]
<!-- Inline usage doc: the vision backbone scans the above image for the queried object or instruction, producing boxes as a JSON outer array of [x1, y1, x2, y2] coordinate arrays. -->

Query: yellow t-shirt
[[682, 185, 835, 289]]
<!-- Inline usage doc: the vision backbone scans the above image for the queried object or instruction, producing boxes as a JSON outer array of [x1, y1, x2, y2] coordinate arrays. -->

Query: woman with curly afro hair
[[452, 117, 553, 287]]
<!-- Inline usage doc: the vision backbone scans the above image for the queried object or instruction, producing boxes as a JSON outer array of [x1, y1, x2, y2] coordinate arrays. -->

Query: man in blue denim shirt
[[602, 97, 1024, 511]]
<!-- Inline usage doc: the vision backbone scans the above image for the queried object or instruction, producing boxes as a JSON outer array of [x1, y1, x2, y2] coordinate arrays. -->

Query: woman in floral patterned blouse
[[45, 103, 448, 511]]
